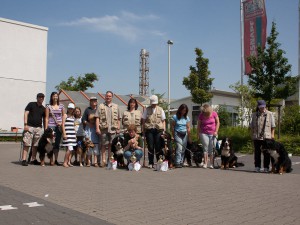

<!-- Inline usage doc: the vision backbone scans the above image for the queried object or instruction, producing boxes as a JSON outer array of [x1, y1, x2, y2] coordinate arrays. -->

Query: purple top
[[47, 104, 64, 127], [198, 111, 218, 135]]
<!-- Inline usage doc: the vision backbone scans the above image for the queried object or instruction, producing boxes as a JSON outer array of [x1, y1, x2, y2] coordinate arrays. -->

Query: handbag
[[49, 105, 62, 133]]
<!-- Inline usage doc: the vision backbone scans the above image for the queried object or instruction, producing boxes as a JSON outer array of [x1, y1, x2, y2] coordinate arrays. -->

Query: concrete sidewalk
[[1, 143, 299, 225]]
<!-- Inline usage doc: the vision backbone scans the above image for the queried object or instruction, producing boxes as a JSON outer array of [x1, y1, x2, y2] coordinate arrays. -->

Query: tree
[[281, 105, 300, 135], [216, 105, 231, 127], [229, 81, 257, 126], [247, 21, 298, 105], [55, 73, 99, 91], [183, 48, 214, 105]]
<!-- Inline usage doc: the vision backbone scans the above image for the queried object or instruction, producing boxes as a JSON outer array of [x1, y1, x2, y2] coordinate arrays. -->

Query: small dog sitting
[[261, 139, 292, 174], [111, 135, 125, 168], [82, 137, 95, 167], [220, 137, 243, 169], [159, 131, 175, 168], [185, 141, 203, 167], [37, 128, 55, 166]]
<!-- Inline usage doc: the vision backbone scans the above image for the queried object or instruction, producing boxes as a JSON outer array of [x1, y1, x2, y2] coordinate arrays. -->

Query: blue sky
[[1, 0, 298, 100]]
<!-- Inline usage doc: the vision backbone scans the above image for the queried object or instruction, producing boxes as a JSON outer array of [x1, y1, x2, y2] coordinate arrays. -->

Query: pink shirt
[[198, 111, 218, 135]]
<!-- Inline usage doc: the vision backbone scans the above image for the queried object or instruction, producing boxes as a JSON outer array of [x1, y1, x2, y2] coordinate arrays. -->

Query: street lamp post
[[167, 40, 173, 128]]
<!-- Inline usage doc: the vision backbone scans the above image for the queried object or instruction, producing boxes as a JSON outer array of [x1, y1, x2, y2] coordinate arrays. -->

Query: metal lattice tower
[[139, 49, 149, 96]]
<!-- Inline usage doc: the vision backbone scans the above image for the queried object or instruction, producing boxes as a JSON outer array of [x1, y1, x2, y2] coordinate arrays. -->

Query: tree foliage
[[229, 81, 257, 126], [247, 21, 298, 104], [216, 106, 231, 127], [281, 105, 300, 135], [55, 73, 99, 91], [183, 48, 214, 105]]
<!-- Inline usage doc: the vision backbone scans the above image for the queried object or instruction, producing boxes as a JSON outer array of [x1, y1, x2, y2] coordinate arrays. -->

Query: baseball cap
[[90, 96, 97, 101], [150, 95, 158, 104], [37, 93, 45, 98], [68, 103, 75, 109], [257, 100, 266, 108]]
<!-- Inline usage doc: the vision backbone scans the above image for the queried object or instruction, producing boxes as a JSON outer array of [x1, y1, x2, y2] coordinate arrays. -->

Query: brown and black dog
[[220, 137, 244, 169], [261, 139, 292, 174], [80, 137, 94, 167]]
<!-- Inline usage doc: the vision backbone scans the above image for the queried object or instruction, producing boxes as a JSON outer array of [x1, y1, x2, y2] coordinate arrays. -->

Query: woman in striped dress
[[62, 103, 77, 168]]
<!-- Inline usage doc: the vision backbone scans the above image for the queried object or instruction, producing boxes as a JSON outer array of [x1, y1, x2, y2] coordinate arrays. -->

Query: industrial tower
[[139, 49, 149, 96]]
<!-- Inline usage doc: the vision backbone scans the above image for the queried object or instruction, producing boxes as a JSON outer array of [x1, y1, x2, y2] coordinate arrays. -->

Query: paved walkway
[[1, 143, 300, 225]]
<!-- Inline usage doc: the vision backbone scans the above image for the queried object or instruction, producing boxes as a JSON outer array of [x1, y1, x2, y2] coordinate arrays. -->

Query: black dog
[[220, 137, 243, 169], [261, 139, 292, 174], [159, 131, 175, 168], [111, 135, 125, 168], [185, 141, 203, 167], [37, 128, 55, 166]]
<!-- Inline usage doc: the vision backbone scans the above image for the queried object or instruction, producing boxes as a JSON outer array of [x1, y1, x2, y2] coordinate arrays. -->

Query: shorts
[[87, 144, 99, 156], [23, 127, 43, 147], [100, 132, 117, 146]]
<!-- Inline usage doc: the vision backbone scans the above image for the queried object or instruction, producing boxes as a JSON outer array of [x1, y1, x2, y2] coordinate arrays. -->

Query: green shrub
[[191, 126, 300, 156]]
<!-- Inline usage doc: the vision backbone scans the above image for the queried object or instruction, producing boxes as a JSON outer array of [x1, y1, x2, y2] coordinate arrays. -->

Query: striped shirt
[[63, 116, 77, 147], [47, 104, 64, 127]]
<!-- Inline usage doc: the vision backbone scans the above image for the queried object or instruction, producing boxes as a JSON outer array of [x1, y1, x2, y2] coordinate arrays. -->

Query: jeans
[[124, 150, 143, 162], [145, 129, 163, 165], [199, 133, 215, 155], [253, 140, 270, 169], [174, 131, 188, 165]]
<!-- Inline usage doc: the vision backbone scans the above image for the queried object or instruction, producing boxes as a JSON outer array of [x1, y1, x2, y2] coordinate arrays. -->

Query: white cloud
[[59, 11, 164, 41]]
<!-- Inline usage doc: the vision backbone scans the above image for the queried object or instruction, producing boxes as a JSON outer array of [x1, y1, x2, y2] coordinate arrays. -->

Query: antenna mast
[[139, 49, 149, 96]]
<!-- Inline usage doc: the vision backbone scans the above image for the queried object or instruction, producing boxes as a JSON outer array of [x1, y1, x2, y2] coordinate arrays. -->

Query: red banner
[[243, 0, 267, 75]]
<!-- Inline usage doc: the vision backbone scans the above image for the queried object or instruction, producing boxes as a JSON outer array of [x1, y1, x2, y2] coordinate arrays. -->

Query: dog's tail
[[236, 162, 245, 167]]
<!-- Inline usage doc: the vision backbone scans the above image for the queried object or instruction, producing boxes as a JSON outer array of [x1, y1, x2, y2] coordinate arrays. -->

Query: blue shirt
[[172, 115, 190, 133]]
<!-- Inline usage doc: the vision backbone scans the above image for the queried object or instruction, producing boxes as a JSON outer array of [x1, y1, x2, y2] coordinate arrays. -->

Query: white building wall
[[170, 89, 241, 127], [0, 18, 48, 131]]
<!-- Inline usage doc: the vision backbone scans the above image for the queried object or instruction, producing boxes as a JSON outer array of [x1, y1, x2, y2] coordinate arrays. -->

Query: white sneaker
[[263, 168, 269, 173], [203, 164, 207, 169], [209, 165, 214, 169], [254, 167, 260, 172], [199, 162, 204, 168]]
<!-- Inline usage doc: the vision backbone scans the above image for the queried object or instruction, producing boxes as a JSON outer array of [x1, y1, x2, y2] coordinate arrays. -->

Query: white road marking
[[292, 162, 300, 165], [0, 205, 18, 210], [23, 202, 44, 207]]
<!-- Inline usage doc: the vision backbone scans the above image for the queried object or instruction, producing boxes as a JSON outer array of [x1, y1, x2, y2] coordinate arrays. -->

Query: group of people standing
[[21, 91, 275, 172]]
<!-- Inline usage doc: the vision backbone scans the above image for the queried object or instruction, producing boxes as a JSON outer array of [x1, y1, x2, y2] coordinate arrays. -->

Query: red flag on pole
[[243, 0, 267, 75]]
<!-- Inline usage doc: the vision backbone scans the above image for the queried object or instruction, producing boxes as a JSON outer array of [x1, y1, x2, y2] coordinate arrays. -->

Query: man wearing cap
[[250, 100, 276, 173], [95, 91, 121, 167], [21, 93, 46, 166], [142, 95, 166, 168], [82, 96, 100, 166]]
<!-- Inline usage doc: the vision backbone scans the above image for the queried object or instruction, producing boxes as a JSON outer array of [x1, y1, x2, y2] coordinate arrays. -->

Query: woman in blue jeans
[[123, 124, 143, 164], [171, 104, 191, 168]]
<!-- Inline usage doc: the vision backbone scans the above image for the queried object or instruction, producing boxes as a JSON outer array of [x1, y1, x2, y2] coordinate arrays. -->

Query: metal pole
[[298, 0, 300, 106], [240, 0, 244, 85], [167, 40, 173, 127]]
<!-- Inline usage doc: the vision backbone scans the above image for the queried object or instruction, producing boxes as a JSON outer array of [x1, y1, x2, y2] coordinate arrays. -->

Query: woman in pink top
[[197, 103, 220, 169]]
